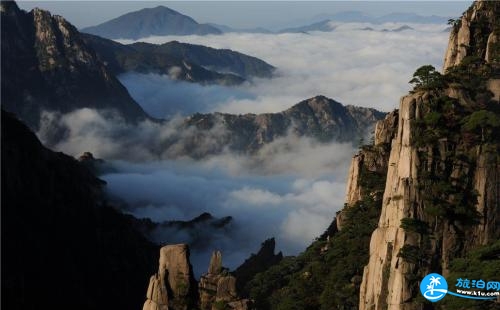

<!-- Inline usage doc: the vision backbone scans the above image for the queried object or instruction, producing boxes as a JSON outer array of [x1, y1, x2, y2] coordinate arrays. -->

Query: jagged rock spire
[[208, 250, 222, 275], [143, 244, 197, 310]]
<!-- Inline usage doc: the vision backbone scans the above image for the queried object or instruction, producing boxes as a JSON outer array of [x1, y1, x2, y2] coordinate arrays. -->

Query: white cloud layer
[[37, 107, 355, 275], [101, 156, 350, 276], [118, 22, 449, 115], [36, 23, 451, 275]]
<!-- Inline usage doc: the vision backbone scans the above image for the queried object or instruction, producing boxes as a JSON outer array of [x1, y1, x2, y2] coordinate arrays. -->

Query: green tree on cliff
[[409, 65, 445, 90]]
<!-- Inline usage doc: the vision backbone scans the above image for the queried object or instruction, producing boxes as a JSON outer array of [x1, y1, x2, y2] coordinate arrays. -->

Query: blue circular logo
[[420, 273, 448, 302]]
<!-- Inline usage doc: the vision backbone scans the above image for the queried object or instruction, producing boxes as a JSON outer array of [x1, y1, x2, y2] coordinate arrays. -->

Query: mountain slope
[[81, 6, 221, 40], [177, 95, 385, 156], [130, 40, 275, 79], [81, 33, 245, 85], [81, 33, 275, 83], [0, 1, 149, 129], [1, 111, 158, 310]]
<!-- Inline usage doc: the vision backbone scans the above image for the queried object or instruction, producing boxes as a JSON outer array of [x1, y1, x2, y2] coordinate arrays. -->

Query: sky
[[17, 1, 471, 30]]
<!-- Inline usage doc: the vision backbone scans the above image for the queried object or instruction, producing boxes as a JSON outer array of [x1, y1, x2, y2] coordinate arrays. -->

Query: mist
[[35, 22, 451, 276], [117, 22, 450, 116], [36, 107, 356, 276], [118, 73, 253, 118], [101, 152, 351, 276]]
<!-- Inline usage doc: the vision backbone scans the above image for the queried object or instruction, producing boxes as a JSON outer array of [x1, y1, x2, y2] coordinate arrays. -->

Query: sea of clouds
[[39, 23, 451, 276], [118, 22, 450, 118]]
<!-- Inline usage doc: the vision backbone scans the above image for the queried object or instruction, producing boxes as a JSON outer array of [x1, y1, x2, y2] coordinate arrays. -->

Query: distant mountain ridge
[[82, 6, 221, 39], [307, 10, 449, 25], [81, 34, 275, 83], [279, 19, 335, 34], [174, 95, 385, 157]]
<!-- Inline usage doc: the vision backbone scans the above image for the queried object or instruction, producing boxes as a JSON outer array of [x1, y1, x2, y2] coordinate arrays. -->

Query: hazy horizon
[[18, 1, 472, 30]]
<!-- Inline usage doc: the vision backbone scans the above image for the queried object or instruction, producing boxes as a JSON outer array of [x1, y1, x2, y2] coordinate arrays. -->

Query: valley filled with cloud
[[37, 22, 451, 275], [118, 22, 449, 116]]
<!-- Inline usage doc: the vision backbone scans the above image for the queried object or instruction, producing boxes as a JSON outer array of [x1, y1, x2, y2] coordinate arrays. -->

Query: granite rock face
[[199, 251, 251, 310], [144, 246, 250, 310], [1, 1, 148, 129], [342, 2, 500, 309], [443, 1, 500, 71], [143, 244, 198, 310], [356, 1, 500, 310]]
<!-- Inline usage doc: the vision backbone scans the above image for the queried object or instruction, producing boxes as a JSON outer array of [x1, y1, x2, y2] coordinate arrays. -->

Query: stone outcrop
[[143, 244, 197, 310], [199, 251, 251, 310], [358, 92, 427, 310], [443, 1, 500, 71], [144, 246, 250, 310], [339, 111, 398, 229]]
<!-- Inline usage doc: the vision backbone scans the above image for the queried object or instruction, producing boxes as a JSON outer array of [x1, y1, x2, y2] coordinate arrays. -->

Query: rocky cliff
[[143, 245, 250, 310], [350, 2, 500, 309], [443, 1, 500, 72], [1, 1, 149, 129], [199, 251, 251, 310], [143, 244, 198, 310]]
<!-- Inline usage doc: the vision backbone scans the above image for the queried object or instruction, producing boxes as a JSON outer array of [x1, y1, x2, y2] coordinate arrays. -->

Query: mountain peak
[[81, 5, 221, 39], [1, 1, 148, 128]]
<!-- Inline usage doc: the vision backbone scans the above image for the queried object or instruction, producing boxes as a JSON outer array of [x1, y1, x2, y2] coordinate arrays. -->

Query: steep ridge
[[36, 94, 384, 160], [1, 111, 158, 310], [128, 40, 275, 79], [179, 95, 385, 156], [357, 2, 500, 309], [80, 34, 274, 84], [0, 1, 149, 129], [81, 33, 244, 86], [81, 6, 221, 40]]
